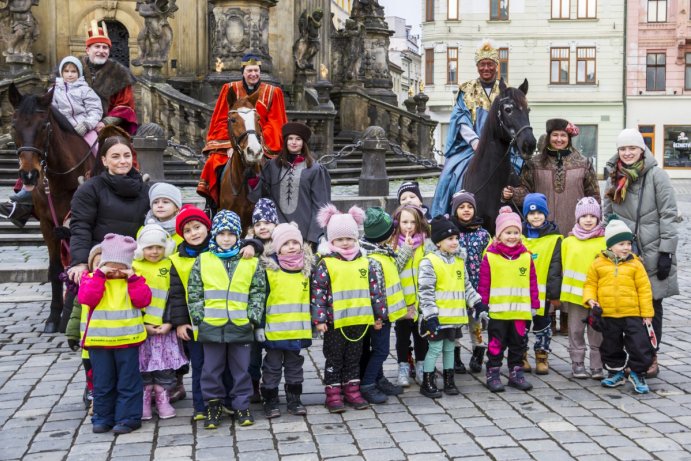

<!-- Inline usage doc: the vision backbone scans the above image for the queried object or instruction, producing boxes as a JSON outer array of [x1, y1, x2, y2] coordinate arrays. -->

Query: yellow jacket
[[583, 252, 654, 318]]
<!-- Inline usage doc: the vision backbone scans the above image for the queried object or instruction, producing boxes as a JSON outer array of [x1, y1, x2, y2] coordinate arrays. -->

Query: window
[[663, 125, 691, 168], [639, 125, 655, 154], [448, 0, 459, 20], [686, 53, 691, 90], [578, 0, 596, 18], [550, 47, 570, 84], [425, 48, 434, 85], [646, 52, 666, 91], [551, 0, 570, 19], [577, 47, 596, 83], [426, 0, 435, 22], [490, 0, 509, 20], [498, 48, 509, 82], [447, 47, 458, 84], [647, 0, 667, 22], [572, 125, 598, 170]]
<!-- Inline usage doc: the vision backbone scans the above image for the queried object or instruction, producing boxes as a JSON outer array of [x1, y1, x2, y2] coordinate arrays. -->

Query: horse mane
[[49, 106, 79, 135], [16, 92, 79, 135]]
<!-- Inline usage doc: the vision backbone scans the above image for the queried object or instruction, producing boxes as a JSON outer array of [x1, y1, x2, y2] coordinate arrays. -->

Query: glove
[[583, 304, 603, 332], [657, 252, 672, 281], [421, 316, 440, 339], [74, 122, 88, 136], [254, 328, 266, 343], [473, 302, 489, 321], [67, 338, 80, 352]]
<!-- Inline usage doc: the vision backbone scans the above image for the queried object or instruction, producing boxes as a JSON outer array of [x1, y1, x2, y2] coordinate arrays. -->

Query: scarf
[[546, 147, 572, 168], [212, 246, 240, 259], [144, 210, 176, 236], [328, 242, 360, 261], [569, 223, 605, 240], [612, 159, 643, 204], [397, 232, 424, 249], [180, 235, 210, 257], [452, 216, 484, 233], [277, 252, 304, 271], [101, 169, 144, 198]]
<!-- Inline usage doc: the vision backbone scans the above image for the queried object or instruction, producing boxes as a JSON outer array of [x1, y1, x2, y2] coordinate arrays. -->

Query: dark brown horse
[[218, 90, 264, 227], [8, 83, 96, 333], [463, 79, 537, 235]]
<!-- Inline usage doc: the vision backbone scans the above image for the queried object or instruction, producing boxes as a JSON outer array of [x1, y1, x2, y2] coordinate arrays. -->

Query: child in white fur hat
[[133, 224, 187, 421]]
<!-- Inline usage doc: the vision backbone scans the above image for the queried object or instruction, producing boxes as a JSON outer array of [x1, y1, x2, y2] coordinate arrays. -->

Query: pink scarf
[[277, 253, 304, 271], [328, 242, 360, 261], [397, 232, 425, 249], [570, 223, 605, 240]]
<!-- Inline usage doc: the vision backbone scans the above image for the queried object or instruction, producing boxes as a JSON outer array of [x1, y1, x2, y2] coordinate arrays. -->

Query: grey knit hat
[[616, 129, 646, 150], [149, 182, 183, 210]]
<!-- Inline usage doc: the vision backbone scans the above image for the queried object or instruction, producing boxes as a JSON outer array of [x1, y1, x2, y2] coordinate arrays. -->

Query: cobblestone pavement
[[0, 192, 690, 460]]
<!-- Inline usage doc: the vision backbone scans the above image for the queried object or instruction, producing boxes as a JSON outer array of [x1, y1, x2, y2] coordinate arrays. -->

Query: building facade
[[421, 0, 625, 173], [386, 16, 423, 104], [626, 0, 691, 178]]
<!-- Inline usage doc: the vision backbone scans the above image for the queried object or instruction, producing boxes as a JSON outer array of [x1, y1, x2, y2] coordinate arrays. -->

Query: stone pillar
[[359, 126, 388, 197], [133, 135, 167, 181], [206, 0, 278, 89], [1, 0, 41, 76]]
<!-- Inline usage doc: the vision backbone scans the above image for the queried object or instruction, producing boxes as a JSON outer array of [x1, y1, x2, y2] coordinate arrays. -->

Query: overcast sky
[[379, 0, 422, 36]]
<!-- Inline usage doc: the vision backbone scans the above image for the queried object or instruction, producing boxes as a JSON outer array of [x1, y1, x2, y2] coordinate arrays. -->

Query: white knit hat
[[605, 218, 634, 249], [135, 224, 176, 259], [616, 129, 646, 150], [149, 182, 182, 209]]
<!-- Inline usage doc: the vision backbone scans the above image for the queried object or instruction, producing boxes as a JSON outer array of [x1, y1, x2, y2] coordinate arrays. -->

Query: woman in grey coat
[[603, 128, 679, 378]]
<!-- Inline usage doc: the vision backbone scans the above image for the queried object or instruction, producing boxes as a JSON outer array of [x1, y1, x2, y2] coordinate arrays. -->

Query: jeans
[[187, 340, 205, 412], [90, 347, 143, 428], [360, 322, 390, 386]]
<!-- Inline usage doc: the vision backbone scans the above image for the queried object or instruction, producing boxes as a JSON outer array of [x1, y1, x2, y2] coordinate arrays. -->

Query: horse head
[[495, 79, 537, 159], [226, 89, 264, 165], [8, 83, 54, 187]]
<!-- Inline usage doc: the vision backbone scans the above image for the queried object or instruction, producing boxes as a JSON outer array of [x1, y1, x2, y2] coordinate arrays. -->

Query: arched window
[[103, 20, 130, 67]]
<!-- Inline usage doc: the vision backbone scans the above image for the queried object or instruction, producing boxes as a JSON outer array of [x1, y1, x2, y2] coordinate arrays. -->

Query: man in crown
[[197, 53, 287, 212], [431, 41, 524, 217]]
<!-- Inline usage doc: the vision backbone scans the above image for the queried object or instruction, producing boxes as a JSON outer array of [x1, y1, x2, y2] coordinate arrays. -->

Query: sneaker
[[628, 371, 649, 394], [204, 399, 223, 429], [361, 383, 388, 404], [236, 408, 254, 426], [414, 362, 424, 386], [192, 411, 206, 421], [572, 362, 589, 379], [376, 377, 403, 396], [112, 422, 140, 434], [92, 424, 112, 433], [397, 363, 411, 387], [601, 370, 626, 388], [590, 368, 605, 380]]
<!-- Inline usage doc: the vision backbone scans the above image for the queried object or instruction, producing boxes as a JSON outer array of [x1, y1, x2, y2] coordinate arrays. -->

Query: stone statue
[[343, 18, 364, 81], [0, 0, 40, 58], [293, 8, 323, 71], [351, 0, 385, 19], [132, 0, 178, 66]]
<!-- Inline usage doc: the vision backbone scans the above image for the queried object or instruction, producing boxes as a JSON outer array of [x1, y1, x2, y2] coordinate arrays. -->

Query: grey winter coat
[[603, 149, 679, 299], [52, 76, 102, 132], [417, 242, 482, 327]]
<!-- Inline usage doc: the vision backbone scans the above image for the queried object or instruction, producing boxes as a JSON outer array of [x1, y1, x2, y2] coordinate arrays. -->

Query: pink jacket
[[478, 241, 540, 310], [78, 269, 152, 309]]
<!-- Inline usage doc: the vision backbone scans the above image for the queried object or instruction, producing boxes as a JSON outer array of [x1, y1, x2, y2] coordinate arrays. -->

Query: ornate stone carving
[[133, 0, 178, 67], [293, 9, 323, 71], [211, 7, 250, 60], [0, 0, 40, 63]]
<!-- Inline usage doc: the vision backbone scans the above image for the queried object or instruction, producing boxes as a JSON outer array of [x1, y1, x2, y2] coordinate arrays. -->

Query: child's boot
[[250, 379, 261, 404], [324, 384, 345, 413], [414, 361, 424, 386], [376, 376, 403, 396], [469, 345, 486, 373], [419, 371, 442, 398], [360, 383, 387, 404], [442, 369, 460, 395], [535, 350, 550, 375], [260, 387, 281, 419], [154, 384, 176, 419], [285, 383, 307, 415], [397, 362, 411, 387], [601, 370, 626, 388], [485, 366, 505, 393], [169, 373, 186, 403], [142, 385, 153, 420], [343, 380, 369, 410], [521, 351, 532, 373], [508, 366, 533, 391], [628, 371, 649, 394], [559, 312, 569, 336], [453, 346, 467, 374], [204, 399, 223, 429]]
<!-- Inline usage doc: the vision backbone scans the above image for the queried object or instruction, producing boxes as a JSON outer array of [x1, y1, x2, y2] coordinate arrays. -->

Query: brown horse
[[218, 90, 264, 227], [8, 83, 96, 333]]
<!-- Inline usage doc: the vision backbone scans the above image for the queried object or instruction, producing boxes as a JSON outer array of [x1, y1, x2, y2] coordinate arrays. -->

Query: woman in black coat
[[67, 133, 150, 283]]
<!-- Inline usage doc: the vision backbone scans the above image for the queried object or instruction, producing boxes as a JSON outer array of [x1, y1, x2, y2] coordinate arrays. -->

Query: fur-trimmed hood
[[261, 244, 315, 278], [80, 56, 136, 111]]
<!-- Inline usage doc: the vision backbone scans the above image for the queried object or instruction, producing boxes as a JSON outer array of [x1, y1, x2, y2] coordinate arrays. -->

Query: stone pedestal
[[359, 126, 389, 197], [133, 136, 167, 181], [4, 54, 34, 76], [141, 63, 166, 82], [314, 79, 334, 111]]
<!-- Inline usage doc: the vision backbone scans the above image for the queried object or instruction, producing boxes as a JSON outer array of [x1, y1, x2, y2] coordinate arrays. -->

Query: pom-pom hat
[[317, 204, 364, 243], [176, 205, 211, 237], [575, 196, 601, 222], [495, 206, 522, 237], [99, 233, 137, 269]]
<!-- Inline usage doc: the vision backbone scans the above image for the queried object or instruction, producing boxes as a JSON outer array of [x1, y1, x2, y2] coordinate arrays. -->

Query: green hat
[[605, 217, 634, 248], [363, 207, 394, 243]]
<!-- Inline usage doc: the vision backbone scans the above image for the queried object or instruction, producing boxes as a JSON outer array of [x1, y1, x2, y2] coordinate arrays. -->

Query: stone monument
[[0, 0, 40, 74], [132, 0, 178, 81]]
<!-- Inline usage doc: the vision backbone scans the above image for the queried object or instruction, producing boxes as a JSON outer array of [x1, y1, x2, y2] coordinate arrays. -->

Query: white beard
[[91, 56, 108, 65]]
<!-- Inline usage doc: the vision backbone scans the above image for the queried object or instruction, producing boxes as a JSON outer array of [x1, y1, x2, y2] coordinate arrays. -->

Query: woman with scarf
[[602, 128, 679, 379]]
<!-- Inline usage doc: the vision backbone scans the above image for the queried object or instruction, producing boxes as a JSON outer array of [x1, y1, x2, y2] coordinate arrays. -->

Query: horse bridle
[[228, 108, 264, 154]]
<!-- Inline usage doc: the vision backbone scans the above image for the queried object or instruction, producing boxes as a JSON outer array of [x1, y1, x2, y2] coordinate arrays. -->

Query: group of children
[[70, 179, 657, 435]]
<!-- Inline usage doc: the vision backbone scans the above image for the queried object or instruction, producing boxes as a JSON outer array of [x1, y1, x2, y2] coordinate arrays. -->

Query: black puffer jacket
[[69, 169, 150, 265]]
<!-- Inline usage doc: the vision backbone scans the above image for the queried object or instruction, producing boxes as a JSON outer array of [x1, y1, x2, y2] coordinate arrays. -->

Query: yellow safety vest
[[170, 253, 196, 296], [369, 253, 407, 323], [423, 253, 468, 325], [487, 252, 533, 320], [523, 234, 562, 315], [199, 252, 256, 328], [400, 245, 424, 306], [560, 236, 606, 305], [133, 259, 171, 325], [79, 295, 90, 359], [323, 256, 374, 329], [265, 269, 312, 341], [83, 278, 147, 348]]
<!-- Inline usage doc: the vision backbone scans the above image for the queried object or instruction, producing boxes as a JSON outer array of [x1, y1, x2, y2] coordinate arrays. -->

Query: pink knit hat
[[317, 204, 365, 243], [272, 222, 303, 253], [495, 206, 522, 237], [574, 196, 601, 222], [99, 233, 138, 268]]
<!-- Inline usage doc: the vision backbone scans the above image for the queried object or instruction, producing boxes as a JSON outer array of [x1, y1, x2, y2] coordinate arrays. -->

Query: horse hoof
[[43, 322, 58, 334]]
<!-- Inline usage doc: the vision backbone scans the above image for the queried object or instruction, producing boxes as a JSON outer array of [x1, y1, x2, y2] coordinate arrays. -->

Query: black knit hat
[[430, 216, 459, 244], [397, 181, 423, 204], [282, 122, 312, 143]]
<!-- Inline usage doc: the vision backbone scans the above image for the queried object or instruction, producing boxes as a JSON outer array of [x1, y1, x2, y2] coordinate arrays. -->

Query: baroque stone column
[[206, 0, 278, 87]]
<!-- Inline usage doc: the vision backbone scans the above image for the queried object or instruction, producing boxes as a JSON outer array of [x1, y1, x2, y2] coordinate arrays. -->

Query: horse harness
[[226, 108, 265, 197]]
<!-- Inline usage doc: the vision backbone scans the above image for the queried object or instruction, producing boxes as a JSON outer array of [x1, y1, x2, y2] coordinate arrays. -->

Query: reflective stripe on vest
[[265, 269, 311, 341], [133, 259, 171, 325], [523, 234, 562, 315], [83, 278, 146, 347], [323, 256, 374, 329], [368, 253, 407, 322], [560, 236, 606, 305], [199, 253, 256, 327], [487, 252, 532, 320], [400, 245, 424, 306], [424, 253, 468, 325], [170, 253, 196, 296]]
